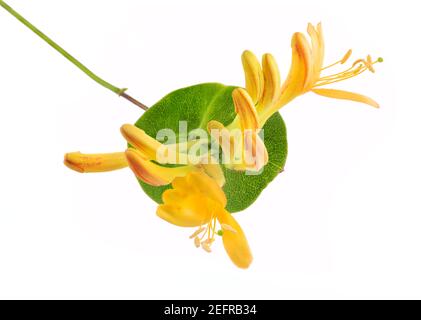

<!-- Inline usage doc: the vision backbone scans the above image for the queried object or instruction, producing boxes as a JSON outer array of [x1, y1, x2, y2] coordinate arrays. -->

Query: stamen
[[319, 64, 364, 82], [210, 218, 217, 241], [189, 227, 206, 239], [190, 216, 233, 254], [315, 72, 365, 87], [201, 241, 212, 253], [366, 55, 375, 73], [314, 51, 383, 88], [194, 236, 201, 248], [321, 49, 352, 70], [315, 66, 366, 87], [203, 238, 215, 245], [195, 215, 218, 252], [221, 223, 237, 233], [341, 49, 353, 64], [208, 222, 211, 239]]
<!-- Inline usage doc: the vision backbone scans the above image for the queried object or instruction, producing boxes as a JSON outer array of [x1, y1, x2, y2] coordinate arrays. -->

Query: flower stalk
[[0, 0, 148, 110]]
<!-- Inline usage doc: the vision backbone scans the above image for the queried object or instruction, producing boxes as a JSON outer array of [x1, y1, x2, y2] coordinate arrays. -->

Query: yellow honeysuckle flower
[[157, 171, 253, 269], [64, 124, 226, 187], [208, 88, 268, 172], [121, 124, 225, 187], [62, 22, 381, 269], [125, 148, 197, 186], [64, 151, 128, 173], [120, 124, 206, 164], [213, 23, 382, 171], [242, 50, 264, 104]]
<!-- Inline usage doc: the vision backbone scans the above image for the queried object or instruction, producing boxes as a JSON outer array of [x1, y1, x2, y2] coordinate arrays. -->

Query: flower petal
[[156, 200, 211, 227], [232, 88, 259, 131], [186, 171, 227, 207], [207, 118, 268, 172], [208, 120, 235, 165], [217, 209, 253, 269], [121, 124, 208, 165], [306, 23, 324, 89], [125, 148, 196, 186], [161, 188, 187, 204], [259, 32, 312, 125], [242, 50, 264, 104], [260, 53, 281, 111], [64, 152, 128, 173], [316, 22, 325, 65], [158, 171, 225, 227], [120, 124, 164, 161], [172, 174, 193, 191], [280, 32, 312, 103], [312, 88, 380, 108], [243, 130, 269, 172], [199, 162, 226, 187]]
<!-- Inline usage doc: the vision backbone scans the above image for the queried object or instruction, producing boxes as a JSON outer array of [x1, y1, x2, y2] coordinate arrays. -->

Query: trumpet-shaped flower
[[64, 151, 128, 173], [211, 23, 381, 172], [62, 22, 381, 269], [121, 124, 225, 187], [208, 88, 268, 172], [64, 124, 226, 187], [246, 23, 382, 127], [157, 171, 253, 269]]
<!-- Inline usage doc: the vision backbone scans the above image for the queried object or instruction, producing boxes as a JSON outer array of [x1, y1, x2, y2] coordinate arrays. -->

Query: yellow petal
[[161, 188, 187, 204], [121, 124, 209, 165], [232, 88, 259, 131], [172, 174, 193, 192], [281, 32, 312, 102], [312, 88, 380, 108], [125, 148, 195, 186], [207, 118, 268, 172], [306, 23, 324, 89], [199, 162, 226, 187], [217, 209, 253, 269], [207, 119, 225, 132], [120, 124, 163, 160], [207, 120, 235, 165], [186, 171, 227, 207], [259, 32, 312, 125], [158, 171, 225, 227], [242, 50, 264, 104], [156, 200, 211, 227], [316, 22, 325, 65], [243, 130, 269, 172], [260, 53, 281, 111], [64, 152, 128, 173]]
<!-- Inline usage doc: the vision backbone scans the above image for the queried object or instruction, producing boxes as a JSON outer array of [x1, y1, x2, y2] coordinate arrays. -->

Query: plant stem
[[0, 0, 148, 110]]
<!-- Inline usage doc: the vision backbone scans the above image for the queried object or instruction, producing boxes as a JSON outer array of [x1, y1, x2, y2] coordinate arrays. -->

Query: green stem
[[0, 0, 148, 110]]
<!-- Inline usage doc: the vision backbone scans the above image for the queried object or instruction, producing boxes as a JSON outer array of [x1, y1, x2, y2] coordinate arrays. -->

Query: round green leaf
[[134, 83, 287, 213]]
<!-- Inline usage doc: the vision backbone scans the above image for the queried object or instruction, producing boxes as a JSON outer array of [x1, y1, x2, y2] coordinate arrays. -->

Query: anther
[[189, 227, 206, 239], [366, 55, 375, 73], [341, 49, 352, 64], [201, 241, 212, 253]]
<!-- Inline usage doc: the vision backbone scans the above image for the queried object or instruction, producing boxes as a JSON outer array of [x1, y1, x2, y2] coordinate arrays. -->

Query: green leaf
[[134, 83, 287, 213]]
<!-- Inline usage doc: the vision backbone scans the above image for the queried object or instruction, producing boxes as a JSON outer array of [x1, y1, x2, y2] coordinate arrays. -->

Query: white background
[[0, 0, 420, 299]]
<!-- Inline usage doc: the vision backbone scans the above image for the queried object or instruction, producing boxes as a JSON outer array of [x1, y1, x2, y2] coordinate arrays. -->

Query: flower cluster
[[64, 23, 381, 268]]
